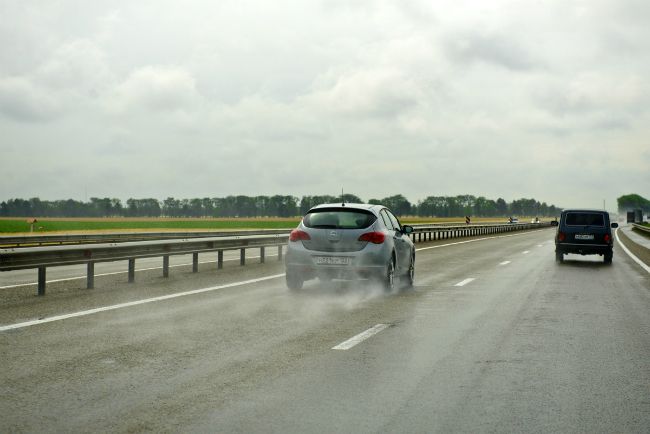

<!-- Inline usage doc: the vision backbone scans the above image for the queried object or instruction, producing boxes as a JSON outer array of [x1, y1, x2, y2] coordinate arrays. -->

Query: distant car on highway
[[508, 217, 519, 223], [551, 209, 618, 264], [285, 203, 415, 291]]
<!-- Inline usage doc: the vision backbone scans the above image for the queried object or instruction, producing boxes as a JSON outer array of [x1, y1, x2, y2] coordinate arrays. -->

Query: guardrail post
[[87, 262, 94, 289], [38, 267, 46, 296], [218, 251, 223, 269], [277, 245, 283, 261], [192, 252, 199, 273], [163, 255, 169, 278], [128, 259, 135, 283], [260, 246, 265, 263], [240, 248, 246, 266]]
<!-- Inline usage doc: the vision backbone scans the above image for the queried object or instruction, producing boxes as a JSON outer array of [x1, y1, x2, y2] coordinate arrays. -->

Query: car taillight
[[289, 229, 311, 242], [358, 231, 385, 244], [558, 232, 566, 242], [604, 234, 611, 243]]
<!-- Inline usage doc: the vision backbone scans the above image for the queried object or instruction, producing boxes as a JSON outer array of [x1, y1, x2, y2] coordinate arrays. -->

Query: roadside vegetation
[[1, 194, 560, 219], [0, 216, 527, 234], [617, 193, 650, 214], [0, 218, 300, 234]]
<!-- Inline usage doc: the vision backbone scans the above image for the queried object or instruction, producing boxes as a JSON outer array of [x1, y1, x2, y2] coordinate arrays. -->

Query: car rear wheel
[[555, 251, 564, 263], [604, 252, 613, 264], [382, 257, 395, 292], [286, 270, 304, 291]]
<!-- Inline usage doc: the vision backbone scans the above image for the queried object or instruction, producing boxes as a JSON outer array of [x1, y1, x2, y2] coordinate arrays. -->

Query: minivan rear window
[[565, 212, 605, 226], [303, 209, 376, 229]]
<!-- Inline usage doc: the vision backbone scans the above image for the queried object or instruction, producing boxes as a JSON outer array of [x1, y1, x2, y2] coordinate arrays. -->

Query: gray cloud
[[0, 77, 60, 122], [444, 31, 538, 71], [0, 0, 648, 209]]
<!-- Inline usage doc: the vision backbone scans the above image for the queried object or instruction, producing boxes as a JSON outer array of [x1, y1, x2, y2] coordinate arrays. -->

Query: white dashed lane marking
[[499, 261, 511, 266], [454, 278, 476, 287], [332, 324, 390, 350]]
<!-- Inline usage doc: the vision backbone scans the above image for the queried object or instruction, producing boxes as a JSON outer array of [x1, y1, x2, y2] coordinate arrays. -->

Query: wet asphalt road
[[1, 228, 649, 433]]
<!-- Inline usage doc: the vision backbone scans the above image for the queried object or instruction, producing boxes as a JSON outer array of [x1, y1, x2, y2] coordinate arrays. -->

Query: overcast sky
[[1, 0, 648, 210]]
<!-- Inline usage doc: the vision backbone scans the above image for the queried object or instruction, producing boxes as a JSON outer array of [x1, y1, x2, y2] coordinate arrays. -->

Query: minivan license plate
[[315, 256, 351, 265], [575, 234, 594, 240]]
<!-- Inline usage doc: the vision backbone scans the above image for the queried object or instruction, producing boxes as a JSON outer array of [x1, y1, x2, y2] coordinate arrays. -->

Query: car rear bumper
[[286, 263, 386, 280], [556, 243, 612, 255], [285, 243, 390, 280]]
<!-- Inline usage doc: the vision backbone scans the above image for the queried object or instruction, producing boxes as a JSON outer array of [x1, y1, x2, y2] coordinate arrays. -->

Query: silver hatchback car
[[285, 203, 415, 291]]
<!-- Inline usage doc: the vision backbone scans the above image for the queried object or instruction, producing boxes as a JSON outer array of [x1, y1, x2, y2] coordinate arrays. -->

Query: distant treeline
[[617, 194, 650, 212], [0, 194, 560, 218]]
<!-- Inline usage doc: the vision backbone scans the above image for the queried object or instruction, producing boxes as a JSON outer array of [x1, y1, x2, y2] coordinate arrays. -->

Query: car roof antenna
[[341, 188, 345, 207]]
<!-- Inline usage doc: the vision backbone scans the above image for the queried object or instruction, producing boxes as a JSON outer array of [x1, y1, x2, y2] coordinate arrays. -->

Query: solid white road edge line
[[332, 324, 390, 350], [0, 254, 281, 289], [0, 274, 286, 332], [454, 278, 476, 287], [615, 228, 650, 274]]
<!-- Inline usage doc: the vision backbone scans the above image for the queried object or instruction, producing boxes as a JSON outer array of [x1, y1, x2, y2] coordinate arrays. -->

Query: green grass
[[0, 218, 302, 234], [0, 215, 529, 234]]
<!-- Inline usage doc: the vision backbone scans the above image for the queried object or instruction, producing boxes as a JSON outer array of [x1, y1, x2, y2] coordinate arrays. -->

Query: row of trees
[[0, 194, 560, 218], [617, 194, 650, 213]]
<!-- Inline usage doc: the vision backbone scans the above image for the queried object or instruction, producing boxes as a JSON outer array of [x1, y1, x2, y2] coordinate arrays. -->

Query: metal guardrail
[[409, 222, 550, 243], [0, 222, 551, 296], [0, 221, 548, 248], [0, 229, 291, 248], [1, 234, 288, 295], [631, 223, 650, 235]]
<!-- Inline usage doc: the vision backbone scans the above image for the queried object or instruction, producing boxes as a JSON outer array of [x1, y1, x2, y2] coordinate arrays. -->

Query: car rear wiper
[[310, 224, 338, 229]]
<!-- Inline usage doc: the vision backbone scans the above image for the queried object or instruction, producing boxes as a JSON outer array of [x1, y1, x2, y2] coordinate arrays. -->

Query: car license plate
[[575, 234, 594, 240], [315, 256, 351, 265]]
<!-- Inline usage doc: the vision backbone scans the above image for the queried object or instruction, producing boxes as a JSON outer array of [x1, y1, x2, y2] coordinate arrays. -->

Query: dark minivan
[[552, 209, 618, 263]]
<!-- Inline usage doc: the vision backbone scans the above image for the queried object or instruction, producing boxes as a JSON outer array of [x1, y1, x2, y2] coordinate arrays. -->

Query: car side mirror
[[611, 222, 619, 228], [550, 221, 559, 226], [402, 225, 414, 234]]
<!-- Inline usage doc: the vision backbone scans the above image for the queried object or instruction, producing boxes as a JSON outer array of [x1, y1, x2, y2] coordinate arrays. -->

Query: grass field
[[0, 216, 519, 235]]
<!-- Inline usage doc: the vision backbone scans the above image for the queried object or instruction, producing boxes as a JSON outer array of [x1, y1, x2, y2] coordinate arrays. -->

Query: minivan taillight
[[558, 232, 566, 242], [289, 229, 311, 242], [358, 231, 385, 244]]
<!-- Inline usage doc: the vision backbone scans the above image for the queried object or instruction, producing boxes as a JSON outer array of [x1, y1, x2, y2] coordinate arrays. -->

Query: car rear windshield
[[565, 212, 605, 226], [303, 208, 376, 229]]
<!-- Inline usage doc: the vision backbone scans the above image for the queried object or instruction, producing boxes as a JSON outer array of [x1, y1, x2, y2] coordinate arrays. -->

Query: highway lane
[[1, 228, 649, 433]]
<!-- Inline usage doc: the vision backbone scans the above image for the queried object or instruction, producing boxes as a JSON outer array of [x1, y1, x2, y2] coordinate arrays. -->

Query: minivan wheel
[[555, 251, 564, 263], [286, 270, 304, 291]]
